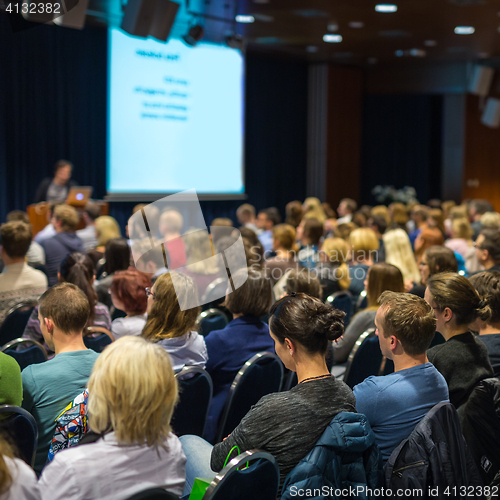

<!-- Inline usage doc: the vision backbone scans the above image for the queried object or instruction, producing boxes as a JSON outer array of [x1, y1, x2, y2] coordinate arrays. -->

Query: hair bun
[[311, 306, 345, 342]]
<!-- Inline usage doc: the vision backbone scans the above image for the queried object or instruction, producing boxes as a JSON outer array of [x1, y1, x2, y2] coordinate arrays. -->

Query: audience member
[[87, 215, 121, 270], [33, 201, 61, 244], [236, 203, 259, 234], [322, 202, 336, 220], [333, 221, 357, 240], [354, 291, 449, 463], [427, 208, 446, 238], [0, 351, 22, 406], [389, 202, 409, 231], [317, 237, 351, 298], [34, 159, 77, 204], [348, 227, 379, 297], [475, 228, 500, 273], [6, 210, 45, 265], [142, 272, 207, 371], [445, 217, 474, 260], [38, 336, 186, 499], [159, 209, 187, 269], [296, 218, 323, 269], [204, 268, 274, 442], [336, 198, 357, 225], [469, 199, 495, 239], [371, 205, 390, 227], [76, 202, 100, 251], [40, 204, 84, 286], [179, 293, 355, 494], [285, 268, 322, 299], [479, 211, 500, 230], [302, 197, 327, 224], [131, 238, 168, 282], [425, 273, 494, 409], [242, 237, 264, 270], [22, 283, 100, 474], [264, 224, 298, 284], [469, 271, 500, 375], [367, 214, 387, 262], [408, 205, 429, 247], [333, 263, 404, 363], [285, 200, 303, 228], [109, 268, 151, 340], [413, 226, 444, 267], [256, 207, 281, 254]]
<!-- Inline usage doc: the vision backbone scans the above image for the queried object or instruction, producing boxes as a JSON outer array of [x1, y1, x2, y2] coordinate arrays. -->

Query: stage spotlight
[[183, 24, 205, 46]]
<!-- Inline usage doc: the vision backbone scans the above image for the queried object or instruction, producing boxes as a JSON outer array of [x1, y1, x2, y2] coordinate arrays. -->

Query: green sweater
[[0, 351, 22, 406]]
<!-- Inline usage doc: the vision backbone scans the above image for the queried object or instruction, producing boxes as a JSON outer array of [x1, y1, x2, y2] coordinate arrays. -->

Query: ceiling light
[[182, 25, 204, 46], [375, 4, 398, 13], [235, 15, 255, 23], [395, 50, 404, 57], [454, 26, 475, 35], [424, 40, 437, 47], [349, 21, 364, 28], [323, 34, 342, 43]]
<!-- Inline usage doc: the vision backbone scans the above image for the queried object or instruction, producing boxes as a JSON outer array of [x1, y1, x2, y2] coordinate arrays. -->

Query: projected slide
[[107, 28, 244, 195]]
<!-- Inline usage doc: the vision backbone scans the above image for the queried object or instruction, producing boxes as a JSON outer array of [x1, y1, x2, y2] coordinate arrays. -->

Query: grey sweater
[[211, 377, 356, 490]]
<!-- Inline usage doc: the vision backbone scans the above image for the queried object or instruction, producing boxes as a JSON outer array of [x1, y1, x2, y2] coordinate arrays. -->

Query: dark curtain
[[0, 15, 308, 228], [360, 94, 443, 204]]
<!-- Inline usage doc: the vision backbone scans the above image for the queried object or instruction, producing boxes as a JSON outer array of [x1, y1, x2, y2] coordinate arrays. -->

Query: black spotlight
[[183, 25, 205, 46]]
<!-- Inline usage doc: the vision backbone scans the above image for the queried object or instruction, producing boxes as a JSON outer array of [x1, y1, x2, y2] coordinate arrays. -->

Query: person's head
[[349, 227, 379, 264], [238, 227, 259, 247], [272, 224, 297, 252], [389, 202, 409, 227], [132, 238, 168, 274], [285, 268, 322, 299], [333, 222, 357, 240], [47, 201, 63, 224], [38, 283, 90, 349], [142, 272, 200, 341], [0, 221, 32, 263], [110, 268, 151, 315], [6, 210, 29, 224], [322, 202, 336, 220], [469, 271, 500, 329], [320, 237, 351, 290], [285, 201, 303, 228], [269, 293, 344, 370], [256, 208, 281, 231], [211, 218, 233, 228], [299, 218, 323, 247], [59, 252, 97, 328], [441, 200, 456, 219], [302, 197, 326, 224], [352, 212, 367, 228], [365, 263, 404, 308], [414, 227, 444, 263], [480, 212, 500, 230], [337, 198, 357, 218], [451, 217, 474, 241], [53, 160, 73, 183], [95, 216, 121, 247], [382, 228, 420, 284], [449, 205, 468, 220], [425, 272, 491, 333], [376, 291, 436, 358], [225, 268, 273, 317], [184, 229, 220, 275], [53, 204, 79, 233], [104, 238, 131, 276], [88, 336, 178, 446], [236, 204, 256, 225], [243, 238, 264, 269], [368, 214, 388, 237], [470, 199, 495, 221], [83, 202, 101, 226], [159, 209, 184, 237], [411, 205, 429, 226], [371, 205, 390, 227], [476, 228, 500, 267], [419, 246, 458, 286], [427, 208, 445, 234]]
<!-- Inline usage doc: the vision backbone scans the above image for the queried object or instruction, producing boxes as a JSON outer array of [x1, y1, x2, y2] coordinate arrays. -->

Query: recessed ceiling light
[[306, 46, 319, 53], [424, 40, 437, 47], [235, 15, 255, 23], [349, 21, 364, 28], [454, 26, 475, 35], [395, 50, 404, 57], [323, 34, 342, 43], [375, 4, 398, 13]]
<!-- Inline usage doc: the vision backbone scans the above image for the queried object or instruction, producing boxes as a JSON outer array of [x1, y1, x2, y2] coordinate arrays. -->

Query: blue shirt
[[258, 230, 273, 254], [353, 362, 449, 463]]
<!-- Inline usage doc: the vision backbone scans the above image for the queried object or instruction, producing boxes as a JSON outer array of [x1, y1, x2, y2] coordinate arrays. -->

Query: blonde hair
[[142, 272, 200, 341], [449, 205, 468, 220], [441, 200, 456, 218], [302, 197, 326, 224], [389, 202, 409, 226], [451, 218, 474, 241], [272, 224, 297, 252], [349, 228, 379, 262], [321, 237, 351, 290], [371, 205, 390, 226], [159, 210, 184, 234], [382, 228, 420, 283], [480, 212, 500, 230], [184, 229, 219, 275], [88, 336, 178, 446], [54, 204, 79, 231], [0, 438, 14, 495], [95, 216, 121, 246]]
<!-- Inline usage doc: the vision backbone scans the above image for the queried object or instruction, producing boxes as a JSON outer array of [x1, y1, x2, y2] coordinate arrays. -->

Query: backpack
[[47, 389, 89, 463]]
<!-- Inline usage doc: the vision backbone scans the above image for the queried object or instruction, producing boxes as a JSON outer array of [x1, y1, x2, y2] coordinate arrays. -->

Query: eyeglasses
[[145, 287, 155, 299]]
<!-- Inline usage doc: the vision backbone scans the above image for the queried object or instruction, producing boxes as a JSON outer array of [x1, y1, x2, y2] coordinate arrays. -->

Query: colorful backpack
[[47, 389, 89, 463]]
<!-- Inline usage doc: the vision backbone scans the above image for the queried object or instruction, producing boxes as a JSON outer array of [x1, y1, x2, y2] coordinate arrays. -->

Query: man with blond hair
[[41, 204, 84, 285]]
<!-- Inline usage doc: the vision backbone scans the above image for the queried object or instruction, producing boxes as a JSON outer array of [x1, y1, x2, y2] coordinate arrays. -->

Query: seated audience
[[427, 208, 446, 239], [33, 201, 61, 245], [264, 223, 298, 283], [94, 238, 131, 308], [38, 336, 186, 499], [425, 272, 494, 409], [469, 271, 500, 375], [256, 207, 281, 254], [480, 211, 500, 230], [475, 228, 500, 273], [236, 203, 259, 234], [87, 215, 121, 271], [159, 209, 187, 269], [445, 217, 474, 259], [109, 268, 151, 340], [6, 210, 45, 266], [242, 237, 264, 270], [40, 204, 84, 286], [296, 218, 323, 269], [333, 263, 404, 363], [337, 198, 357, 225], [354, 291, 449, 463], [141, 272, 207, 371], [382, 228, 420, 287], [413, 226, 444, 267], [317, 237, 351, 298], [179, 293, 356, 494], [367, 214, 387, 262], [285, 267, 322, 299], [24, 253, 111, 353], [302, 197, 327, 224], [389, 202, 409, 231], [22, 283, 100, 474], [348, 227, 379, 297], [469, 199, 495, 239], [76, 202, 100, 251], [0, 351, 22, 406], [285, 200, 303, 228], [408, 205, 429, 246], [131, 238, 169, 282], [34, 160, 76, 204], [204, 268, 274, 442]]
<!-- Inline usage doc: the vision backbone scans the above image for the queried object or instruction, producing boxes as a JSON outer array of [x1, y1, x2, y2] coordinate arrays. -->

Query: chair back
[[0, 405, 38, 467], [196, 309, 229, 337], [172, 366, 213, 437], [1, 338, 48, 371], [83, 333, 113, 352], [355, 290, 367, 314], [281, 370, 298, 392], [0, 300, 38, 346], [201, 278, 228, 306], [126, 488, 181, 500], [325, 291, 353, 327], [343, 329, 382, 389], [216, 352, 284, 443], [202, 450, 280, 500]]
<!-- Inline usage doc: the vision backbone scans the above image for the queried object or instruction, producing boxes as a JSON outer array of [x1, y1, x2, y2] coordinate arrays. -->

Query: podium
[[27, 201, 109, 236]]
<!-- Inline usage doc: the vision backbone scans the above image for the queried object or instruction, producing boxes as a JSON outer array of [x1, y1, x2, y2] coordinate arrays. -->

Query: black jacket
[[385, 402, 484, 499], [34, 177, 77, 203]]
